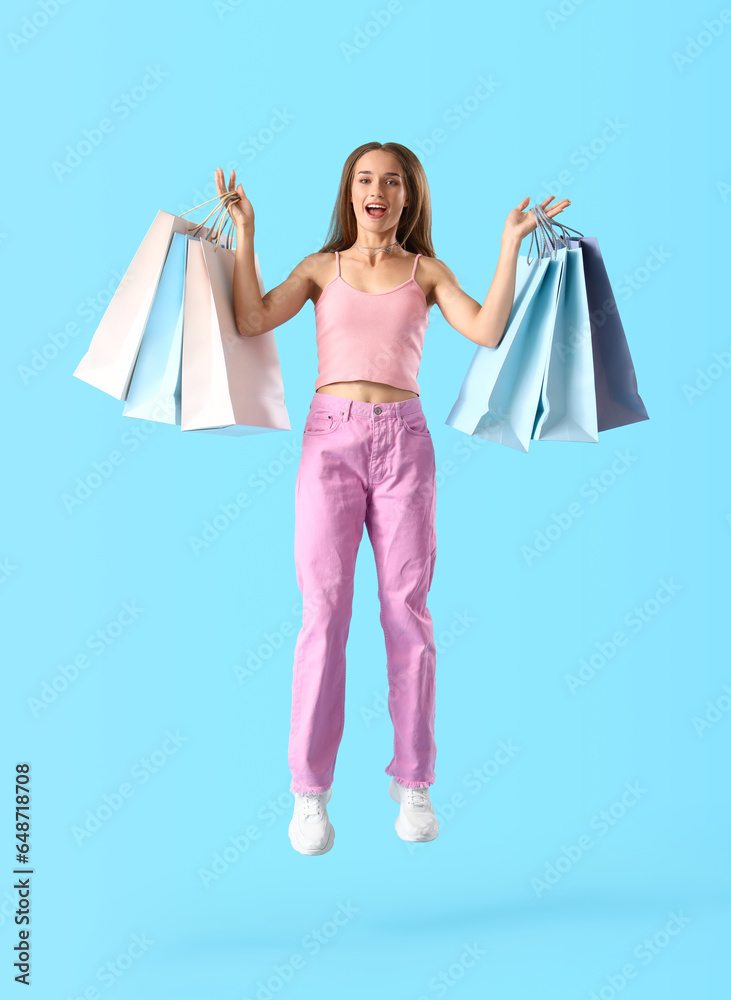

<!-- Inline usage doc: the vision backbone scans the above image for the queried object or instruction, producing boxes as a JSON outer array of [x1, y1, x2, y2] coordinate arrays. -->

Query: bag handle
[[532, 202, 585, 246], [179, 191, 241, 251], [526, 208, 563, 265]]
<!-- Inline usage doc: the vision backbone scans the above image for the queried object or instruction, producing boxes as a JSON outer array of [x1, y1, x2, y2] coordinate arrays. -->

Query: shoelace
[[405, 787, 429, 809], [302, 794, 324, 821]]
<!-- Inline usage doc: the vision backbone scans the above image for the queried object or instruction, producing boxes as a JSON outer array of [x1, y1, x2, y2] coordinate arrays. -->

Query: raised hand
[[503, 196, 571, 244], [214, 167, 255, 232]]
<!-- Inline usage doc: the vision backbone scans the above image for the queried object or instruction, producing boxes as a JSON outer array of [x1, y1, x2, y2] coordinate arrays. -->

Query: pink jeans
[[288, 391, 438, 794]]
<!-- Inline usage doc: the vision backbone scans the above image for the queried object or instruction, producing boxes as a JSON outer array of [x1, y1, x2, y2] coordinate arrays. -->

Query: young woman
[[214, 143, 570, 856]]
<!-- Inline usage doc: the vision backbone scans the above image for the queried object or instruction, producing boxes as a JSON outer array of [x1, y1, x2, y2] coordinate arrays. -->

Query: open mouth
[[365, 203, 387, 218]]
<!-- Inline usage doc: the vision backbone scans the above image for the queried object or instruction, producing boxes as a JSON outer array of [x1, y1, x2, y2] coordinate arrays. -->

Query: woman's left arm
[[432, 196, 571, 348]]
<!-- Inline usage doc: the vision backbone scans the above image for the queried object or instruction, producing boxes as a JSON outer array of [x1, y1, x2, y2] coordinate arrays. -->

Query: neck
[[352, 226, 400, 249]]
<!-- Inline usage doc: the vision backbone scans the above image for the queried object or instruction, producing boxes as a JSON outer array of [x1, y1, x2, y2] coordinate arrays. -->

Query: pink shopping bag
[[180, 237, 290, 435]]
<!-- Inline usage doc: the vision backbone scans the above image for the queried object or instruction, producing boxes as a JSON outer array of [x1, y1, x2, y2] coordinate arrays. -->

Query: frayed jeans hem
[[385, 768, 434, 789], [290, 782, 331, 796]]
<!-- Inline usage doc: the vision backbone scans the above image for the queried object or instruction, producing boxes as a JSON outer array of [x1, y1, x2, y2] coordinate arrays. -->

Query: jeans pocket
[[401, 412, 431, 437], [304, 409, 344, 434]]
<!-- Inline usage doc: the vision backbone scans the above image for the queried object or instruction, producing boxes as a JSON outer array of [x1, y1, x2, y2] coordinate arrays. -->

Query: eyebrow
[[356, 170, 402, 177]]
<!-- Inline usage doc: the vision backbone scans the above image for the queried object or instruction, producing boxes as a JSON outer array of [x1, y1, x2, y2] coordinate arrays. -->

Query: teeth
[[367, 204, 386, 209]]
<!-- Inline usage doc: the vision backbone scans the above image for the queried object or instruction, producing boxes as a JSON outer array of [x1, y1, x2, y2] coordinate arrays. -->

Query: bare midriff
[[316, 380, 418, 404]]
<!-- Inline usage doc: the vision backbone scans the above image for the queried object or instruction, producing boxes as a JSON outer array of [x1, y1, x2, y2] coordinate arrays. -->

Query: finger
[[545, 199, 571, 217], [217, 167, 230, 196], [540, 196, 556, 208]]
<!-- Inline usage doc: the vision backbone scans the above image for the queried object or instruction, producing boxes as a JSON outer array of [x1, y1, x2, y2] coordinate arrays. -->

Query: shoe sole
[[288, 819, 335, 855], [389, 780, 439, 843]]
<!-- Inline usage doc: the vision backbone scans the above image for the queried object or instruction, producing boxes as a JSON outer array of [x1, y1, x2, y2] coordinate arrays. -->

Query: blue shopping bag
[[530, 201, 648, 433], [484, 249, 565, 452], [532, 243, 598, 443], [445, 251, 552, 445], [122, 231, 187, 425], [566, 235, 649, 432]]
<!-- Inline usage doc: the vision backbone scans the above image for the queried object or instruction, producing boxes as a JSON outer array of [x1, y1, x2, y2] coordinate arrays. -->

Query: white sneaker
[[288, 787, 335, 855], [389, 779, 439, 842]]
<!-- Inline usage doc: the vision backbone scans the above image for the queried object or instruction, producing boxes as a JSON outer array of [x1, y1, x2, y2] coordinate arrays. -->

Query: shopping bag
[[180, 237, 291, 435], [121, 231, 187, 425], [567, 235, 649, 432], [73, 194, 237, 401], [530, 203, 649, 432], [483, 248, 566, 451], [532, 242, 598, 443], [445, 250, 551, 440]]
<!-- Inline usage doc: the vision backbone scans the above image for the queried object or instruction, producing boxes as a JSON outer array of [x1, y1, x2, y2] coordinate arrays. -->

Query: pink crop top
[[313, 250, 430, 394]]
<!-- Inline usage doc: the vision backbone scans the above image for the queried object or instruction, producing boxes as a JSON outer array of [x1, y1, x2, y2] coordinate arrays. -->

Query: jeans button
[[374, 406, 382, 415]]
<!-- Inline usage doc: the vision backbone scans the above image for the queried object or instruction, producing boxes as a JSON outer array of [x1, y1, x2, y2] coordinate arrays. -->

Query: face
[[349, 149, 408, 233]]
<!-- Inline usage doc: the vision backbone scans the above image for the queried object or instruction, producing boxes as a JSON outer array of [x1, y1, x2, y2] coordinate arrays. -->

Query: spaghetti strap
[[335, 250, 341, 276], [411, 253, 421, 278]]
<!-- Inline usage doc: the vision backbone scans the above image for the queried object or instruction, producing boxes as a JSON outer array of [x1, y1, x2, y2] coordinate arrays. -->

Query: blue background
[[2, 0, 729, 996]]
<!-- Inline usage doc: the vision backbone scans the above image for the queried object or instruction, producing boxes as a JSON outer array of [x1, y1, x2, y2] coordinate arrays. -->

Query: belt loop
[[342, 399, 352, 421]]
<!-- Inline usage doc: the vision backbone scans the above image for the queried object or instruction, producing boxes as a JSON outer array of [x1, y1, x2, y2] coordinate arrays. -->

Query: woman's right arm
[[215, 167, 317, 338]]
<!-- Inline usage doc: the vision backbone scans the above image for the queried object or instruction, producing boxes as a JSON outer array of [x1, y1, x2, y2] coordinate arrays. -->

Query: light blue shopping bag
[[122, 231, 187, 425], [532, 243, 598, 443], [445, 251, 551, 443], [482, 249, 566, 452]]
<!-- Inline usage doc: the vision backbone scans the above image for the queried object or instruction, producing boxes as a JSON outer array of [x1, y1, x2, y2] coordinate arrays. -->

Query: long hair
[[318, 142, 436, 258]]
